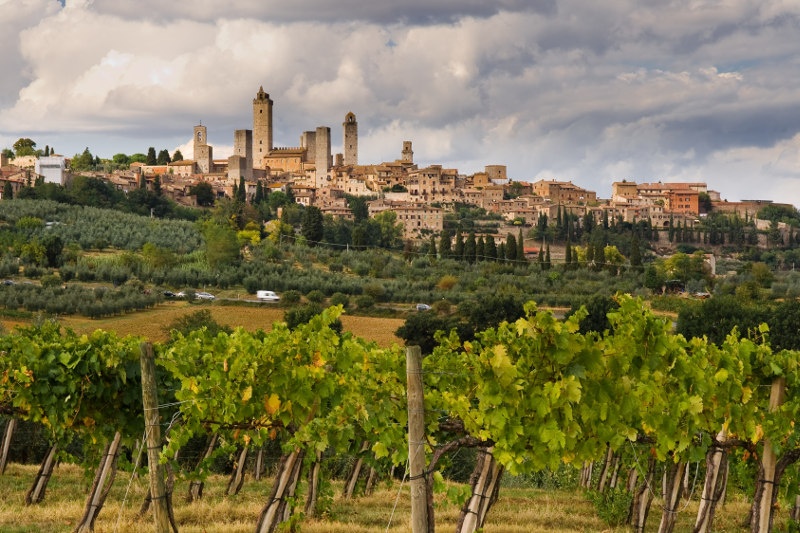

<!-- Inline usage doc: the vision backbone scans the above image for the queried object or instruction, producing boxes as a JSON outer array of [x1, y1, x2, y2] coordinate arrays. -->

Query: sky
[[2, 0, 800, 205]]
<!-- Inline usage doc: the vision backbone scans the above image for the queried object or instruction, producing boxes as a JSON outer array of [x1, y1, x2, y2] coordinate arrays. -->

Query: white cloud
[[0, 0, 799, 206]]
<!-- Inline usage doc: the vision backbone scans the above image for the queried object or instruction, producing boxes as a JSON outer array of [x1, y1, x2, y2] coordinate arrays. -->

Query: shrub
[[40, 274, 62, 289], [306, 289, 325, 303], [281, 290, 302, 305], [436, 275, 458, 291], [330, 292, 349, 308], [362, 282, 386, 301], [355, 294, 374, 310], [586, 488, 632, 527], [284, 304, 342, 334]]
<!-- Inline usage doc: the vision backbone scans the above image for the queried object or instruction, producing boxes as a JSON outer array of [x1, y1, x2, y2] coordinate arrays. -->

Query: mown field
[[2, 300, 406, 347], [0, 463, 765, 532]]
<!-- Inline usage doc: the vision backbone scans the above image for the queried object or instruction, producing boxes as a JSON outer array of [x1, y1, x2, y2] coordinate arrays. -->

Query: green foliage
[[305, 289, 325, 303], [354, 294, 375, 310], [281, 290, 301, 305], [163, 309, 233, 340], [586, 488, 632, 527], [329, 292, 349, 308]]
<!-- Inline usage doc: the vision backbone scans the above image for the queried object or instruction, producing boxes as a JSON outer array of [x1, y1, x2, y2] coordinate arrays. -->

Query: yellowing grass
[[0, 463, 766, 532], [50, 301, 405, 347]]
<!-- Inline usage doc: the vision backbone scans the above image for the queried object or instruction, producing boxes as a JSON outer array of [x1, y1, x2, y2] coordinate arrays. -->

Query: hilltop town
[[0, 86, 794, 243]]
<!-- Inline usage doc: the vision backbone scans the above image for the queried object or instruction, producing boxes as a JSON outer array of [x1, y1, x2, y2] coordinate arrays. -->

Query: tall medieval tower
[[193, 124, 213, 173], [401, 141, 414, 164], [343, 112, 358, 166], [252, 86, 273, 169]]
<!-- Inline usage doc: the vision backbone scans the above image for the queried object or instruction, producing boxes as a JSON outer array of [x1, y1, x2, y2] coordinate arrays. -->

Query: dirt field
[[41, 301, 407, 347]]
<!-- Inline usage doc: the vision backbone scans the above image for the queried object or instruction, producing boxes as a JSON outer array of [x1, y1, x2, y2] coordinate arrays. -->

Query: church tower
[[252, 86, 273, 169], [343, 111, 358, 166], [193, 124, 212, 174], [401, 141, 414, 164]]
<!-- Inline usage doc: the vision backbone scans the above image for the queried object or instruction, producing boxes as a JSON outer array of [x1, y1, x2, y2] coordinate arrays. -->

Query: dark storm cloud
[[87, 0, 556, 25]]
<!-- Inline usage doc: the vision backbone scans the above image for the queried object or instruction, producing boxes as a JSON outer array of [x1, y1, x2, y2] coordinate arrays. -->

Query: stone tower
[[314, 126, 331, 187], [252, 86, 273, 168], [343, 111, 358, 166], [231, 129, 253, 180], [401, 141, 414, 164], [193, 124, 213, 174]]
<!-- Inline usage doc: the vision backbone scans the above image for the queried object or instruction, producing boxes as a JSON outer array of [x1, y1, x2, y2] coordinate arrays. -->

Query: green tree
[[129, 153, 147, 164], [374, 210, 404, 249], [2, 182, 12, 200], [485, 235, 497, 261], [454, 231, 465, 260], [505, 233, 517, 262], [439, 230, 452, 259], [71, 148, 95, 172], [172, 149, 184, 162], [202, 220, 240, 268], [237, 176, 246, 203], [41, 234, 64, 268], [156, 149, 171, 165], [517, 228, 525, 262], [464, 232, 477, 263], [191, 181, 215, 206], [347, 195, 369, 222], [301, 206, 324, 245], [145, 147, 157, 166], [254, 181, 265, 205], [13, 138, 37, 157], [112, 153, 130, 168]]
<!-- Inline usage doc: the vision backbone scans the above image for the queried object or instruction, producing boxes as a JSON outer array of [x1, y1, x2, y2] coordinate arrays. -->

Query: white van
[[256, 290, 280, 301]]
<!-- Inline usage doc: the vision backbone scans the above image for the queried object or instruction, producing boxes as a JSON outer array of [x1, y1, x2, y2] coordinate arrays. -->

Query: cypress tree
[[237, 176, 247, 203], [517, 228, 525, 262], [497, 242, 506, 262], [486, 235, 497, 261], [505, 233, 517, 262], [476, 235, 485, 262], [439, 230, 452, 259], [630, 234, 642, 268], [545, 244, 551, 270], [429, 235, 437, 259], [454, 231, 465, 260], [464, 232, 477, 263]]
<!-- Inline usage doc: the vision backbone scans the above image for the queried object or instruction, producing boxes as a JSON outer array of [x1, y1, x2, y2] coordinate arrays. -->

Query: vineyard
[[2, 296, 800, 532]]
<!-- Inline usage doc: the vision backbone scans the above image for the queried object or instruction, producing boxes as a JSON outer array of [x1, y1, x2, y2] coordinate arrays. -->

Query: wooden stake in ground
[[694, 429, 728, 533], [406, 345, 429, 533], [455, 447, 504, 533], [0, 418, 16, 475], [25, 444, 57, 505], [750, 377, 786, 533], [74, 431, 122, 533], [187, 433, 217, 502], [140, 342, 171, 533]]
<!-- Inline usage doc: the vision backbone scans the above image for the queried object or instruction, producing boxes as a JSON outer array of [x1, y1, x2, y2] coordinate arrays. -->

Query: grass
[[25, 300, 407, 347], [0, 463, 770, 532]]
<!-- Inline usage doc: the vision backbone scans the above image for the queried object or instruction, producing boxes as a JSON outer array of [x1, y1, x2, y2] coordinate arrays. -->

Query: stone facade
[[253, 86, 273, 168], [343, 112, 358, 166]]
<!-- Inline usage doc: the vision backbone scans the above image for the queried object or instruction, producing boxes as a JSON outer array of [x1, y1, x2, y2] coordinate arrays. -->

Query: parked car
[[195, 291, 216, 301], [163, 290, 176, 298], [416, 303, 432, 311], [256, 290, 280, 301]]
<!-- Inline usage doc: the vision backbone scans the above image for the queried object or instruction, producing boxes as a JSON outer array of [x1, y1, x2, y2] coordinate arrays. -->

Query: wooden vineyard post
[[751, 377, 786, 533], [406, 345, 430, 533], [140, 342, 171, 533], [0, 418, 16, 475]]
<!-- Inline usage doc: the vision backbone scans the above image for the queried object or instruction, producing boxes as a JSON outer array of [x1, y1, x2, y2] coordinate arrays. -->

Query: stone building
[[343, 112, 358, 166], [193, 125, 213, 174], [253, 86, 273, 167]]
